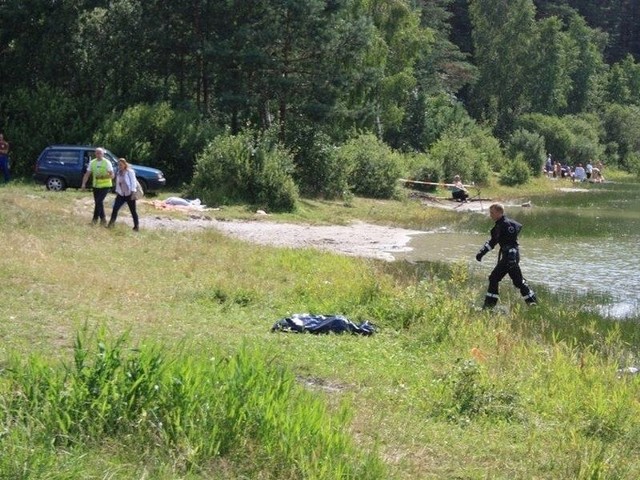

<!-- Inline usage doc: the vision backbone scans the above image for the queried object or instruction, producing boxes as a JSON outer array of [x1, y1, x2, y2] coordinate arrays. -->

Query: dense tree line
[[1, 0, 640, 209]]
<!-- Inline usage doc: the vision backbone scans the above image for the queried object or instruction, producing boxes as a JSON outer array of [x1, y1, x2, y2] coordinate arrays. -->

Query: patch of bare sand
[[143, 216, 426, 261], [556, 187, 590, 193]]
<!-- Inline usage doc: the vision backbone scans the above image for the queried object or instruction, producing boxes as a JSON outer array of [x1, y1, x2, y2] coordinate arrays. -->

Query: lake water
[[396, 231, 640, 319]]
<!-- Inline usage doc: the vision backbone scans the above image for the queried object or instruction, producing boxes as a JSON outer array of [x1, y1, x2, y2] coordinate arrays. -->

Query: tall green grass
[[0, 328, 385, 478]]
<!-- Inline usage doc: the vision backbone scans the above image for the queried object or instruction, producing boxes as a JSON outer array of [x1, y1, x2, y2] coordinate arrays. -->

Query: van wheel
[[46, 177, 66, 191]]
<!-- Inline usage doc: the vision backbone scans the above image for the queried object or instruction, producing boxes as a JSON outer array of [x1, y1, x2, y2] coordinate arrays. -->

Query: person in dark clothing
[[475, 203, 537, 309], [0, 133, 10, 182]]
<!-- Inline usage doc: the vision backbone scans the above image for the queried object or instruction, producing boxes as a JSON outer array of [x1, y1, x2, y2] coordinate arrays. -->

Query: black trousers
[[92, 187, 111, 223], [484, 260, 536, 307], [0, 155, 10, 182], [452, 190, 469, 201], [109, 194, 139, 228]]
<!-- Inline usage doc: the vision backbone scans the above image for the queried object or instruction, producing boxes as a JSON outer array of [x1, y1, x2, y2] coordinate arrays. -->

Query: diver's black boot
[[482, 294, 498, 310]]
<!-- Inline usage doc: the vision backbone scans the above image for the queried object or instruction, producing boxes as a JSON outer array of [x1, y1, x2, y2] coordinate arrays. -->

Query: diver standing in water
[[475, 203, 538, 309]]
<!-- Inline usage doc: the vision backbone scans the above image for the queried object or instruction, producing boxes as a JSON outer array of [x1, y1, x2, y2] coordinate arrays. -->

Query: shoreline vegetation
[[1, 174, 640, 479]]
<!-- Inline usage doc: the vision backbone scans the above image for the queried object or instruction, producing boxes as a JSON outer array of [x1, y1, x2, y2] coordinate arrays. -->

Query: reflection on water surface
[[396, 232, 640, 319]]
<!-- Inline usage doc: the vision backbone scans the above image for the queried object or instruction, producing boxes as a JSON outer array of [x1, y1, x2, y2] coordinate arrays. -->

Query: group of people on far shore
[[543, 154, 604, 183]]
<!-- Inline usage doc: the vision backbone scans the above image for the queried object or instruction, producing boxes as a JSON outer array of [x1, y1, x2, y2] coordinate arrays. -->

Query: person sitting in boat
[[451, 175, 469, 202]]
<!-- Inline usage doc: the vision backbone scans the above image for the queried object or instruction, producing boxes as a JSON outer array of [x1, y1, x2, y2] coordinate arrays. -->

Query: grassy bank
[[1, 179, 640, 479]]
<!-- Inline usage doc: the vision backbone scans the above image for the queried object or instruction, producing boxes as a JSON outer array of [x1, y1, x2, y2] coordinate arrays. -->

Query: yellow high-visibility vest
[[90, 159, 112, 188]]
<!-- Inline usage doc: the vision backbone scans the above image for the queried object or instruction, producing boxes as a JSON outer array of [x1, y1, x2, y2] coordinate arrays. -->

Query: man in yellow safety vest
[[81, 147, 114, 225]]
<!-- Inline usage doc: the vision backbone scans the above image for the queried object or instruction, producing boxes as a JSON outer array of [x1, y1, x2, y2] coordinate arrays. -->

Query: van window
[[44, 150, 80, 165]]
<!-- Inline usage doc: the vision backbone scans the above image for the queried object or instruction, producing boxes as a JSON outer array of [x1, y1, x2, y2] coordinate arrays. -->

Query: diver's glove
[[476, 244, 490, 262]]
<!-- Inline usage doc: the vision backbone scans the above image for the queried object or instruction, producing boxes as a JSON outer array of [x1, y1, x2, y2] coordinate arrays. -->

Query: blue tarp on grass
[[271, 314, 376, 335]]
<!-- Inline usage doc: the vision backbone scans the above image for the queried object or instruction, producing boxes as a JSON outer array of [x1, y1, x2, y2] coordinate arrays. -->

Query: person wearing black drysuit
[[475, 203, 537, 309]]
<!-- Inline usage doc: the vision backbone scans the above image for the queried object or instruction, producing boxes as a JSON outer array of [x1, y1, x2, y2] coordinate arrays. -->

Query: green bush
[[507, 128, 546, 176], [422, 94, 478, 149], [604, 141, 621, 166], [471, 157, 492, 185], [563, 114, 604, 165], [624, 151, 640, 177], [188, 129, 298, 212], [517, 113, 575, 162], [94, 102, 218, 187], [338, 132, 402, 199], [290, 129, 349, 199], [426, 131, 467, 183], [499, 156, 531, 186], [253, 144, 299, 212], [601, 103, 640, 170], [428, 127, 494, 185], [516, 113, 604, 167], [468, 127, 506, 175], [189, 130, 251, 206], [406, 153, 443, 192]]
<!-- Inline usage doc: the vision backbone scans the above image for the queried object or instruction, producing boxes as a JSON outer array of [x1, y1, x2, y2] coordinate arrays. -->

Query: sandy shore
[[142, 216, 427, 261]]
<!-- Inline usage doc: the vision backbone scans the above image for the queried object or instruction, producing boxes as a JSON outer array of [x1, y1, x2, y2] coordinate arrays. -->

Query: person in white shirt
[[573, 163, 586, 182], [585, 161, 593, 180], [108, 158, 140, 231], [451, 175, 469, 202]]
